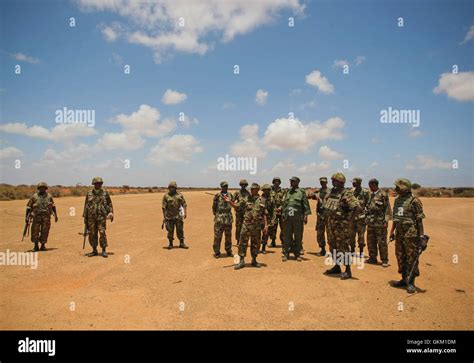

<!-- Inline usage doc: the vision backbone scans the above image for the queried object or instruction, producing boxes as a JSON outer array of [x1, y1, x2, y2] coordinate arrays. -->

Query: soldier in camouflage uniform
[[365, 178, 392, 267], [349, 177, 370, 255], [260, 184, 276, 254], [323, 173, 361, 279], [225, 183, 268, 269], [269, 177, 285, 247], [281, 176, 311, 262], [212, 181, 234, 258], [83, 177, 114, 258], [389, 178, 426, 294], [308, 176, 329, 256], [233, 179, 250, 245], [162, 181, 188, 250], [26, 182, 58, 251]]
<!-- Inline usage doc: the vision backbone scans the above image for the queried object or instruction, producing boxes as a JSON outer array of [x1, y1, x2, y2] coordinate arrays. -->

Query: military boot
[[33, 242, 39, 252], [261, 243, 267, 254], [324, 264, 341, 275], [359, 246, 364, 257], [88, 247, 98, 257], [391, 275, 408, 287], [167, 240, 173, 250], [179, 240, 189, 249], [101, 247, 108, 258], [317, 248, 326, 257], [40, 243, 46, 251], [340, 265, 352, 280], [282, 254, 289, 262], [270, 239, 276, 248], [407, 277, 416, 294], [234, 256, 245, 270], [251, 257, 261, 268]]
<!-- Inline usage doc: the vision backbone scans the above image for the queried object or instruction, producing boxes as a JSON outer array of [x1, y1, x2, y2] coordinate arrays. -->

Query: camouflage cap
[[331, 173, 346, 183], [261, 183, 271, 190], [220, 181, 228, 188], [319, 177, 328, 182], [168, 181, 178, 188], [250, 183, 260, 189], [37, 181, 48, 189], [272, 177, 281, 183], [239, 179, 248, 186], [352, 177, 362, 183], [92, 177, 103, 184], [394, 178, 411, 191], [290, 176, 300, 182], [368, 178, 379, 185]]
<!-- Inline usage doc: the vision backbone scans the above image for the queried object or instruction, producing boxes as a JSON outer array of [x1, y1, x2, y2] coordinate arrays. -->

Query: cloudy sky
[[0, 0, 473, 187]]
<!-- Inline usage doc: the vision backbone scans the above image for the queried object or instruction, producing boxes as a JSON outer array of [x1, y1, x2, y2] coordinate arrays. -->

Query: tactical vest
[[30, 193, 53, 215], [323, 188, 349, 218], [243, 196, 265, 226], [393, 194, 416, 224], [86, 189, 111, 218]]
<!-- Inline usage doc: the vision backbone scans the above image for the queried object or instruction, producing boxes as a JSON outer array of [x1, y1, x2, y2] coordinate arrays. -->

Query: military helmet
[[352, 177, 362, 183], [220, 181, 228, 188], [239, 179, 248, 186], [272, 177, 281, 183], [92, 177, 103, 184], [37, 181, 48, 189], [331, 172, 346, 183], [290, 176, 300, 182], [250, 183, 260, 190], [168, 181, 178, 188], [368, 178, 379, 185], [319, 177, 328, 182], [262, 183, 271, 190], [394, 178, 411, 191]]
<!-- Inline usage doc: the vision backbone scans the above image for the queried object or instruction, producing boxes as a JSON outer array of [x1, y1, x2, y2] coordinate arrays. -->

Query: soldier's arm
[[181, 194, 187, 217], [162, 195, 167, 220], [302, 191, 312, 216], [413, 198, 426, 236], [384, 194, 393, 222], [50, 196, 58, 222], [26, 196, 34, 220], [212, 195, 218, 215], [106, 191, 114, 214], [82, 194, 88, 219]]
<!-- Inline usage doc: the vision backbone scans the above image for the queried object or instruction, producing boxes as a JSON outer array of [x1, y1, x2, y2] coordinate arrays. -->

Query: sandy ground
[[0, 191, 472, 330]]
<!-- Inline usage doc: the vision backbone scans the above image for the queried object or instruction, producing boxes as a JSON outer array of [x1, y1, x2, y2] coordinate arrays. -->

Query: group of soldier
[[23, 173, 426, 293]]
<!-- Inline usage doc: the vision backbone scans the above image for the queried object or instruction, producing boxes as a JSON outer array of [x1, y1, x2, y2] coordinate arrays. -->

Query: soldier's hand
[[54, 215, 58, 223], [183, 213, 187, 219], [222, 195, 230, 202], [304, 215, 308, 225], [389, 233, 395, 242], [107, 213, 114, 222], [383, 222, 388, 229]]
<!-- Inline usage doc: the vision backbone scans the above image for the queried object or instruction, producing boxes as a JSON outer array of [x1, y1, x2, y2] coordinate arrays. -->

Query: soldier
[[389, 178, 426, 293], [212, 181, 234, 258], [308, 176, 329, 256], [25, 182, 58, 251], [260, 184, 276, 254], [233, 179, 250, 245], [83, 177, 114, 258], [162, 181, 188, 250], [365, 178, 392, 267], [323, 173, 361, 279], [349, 177, 370, 255], [269, 177, 285, 247], [281, 176, 311, 262], [225, 183, 268, 269]]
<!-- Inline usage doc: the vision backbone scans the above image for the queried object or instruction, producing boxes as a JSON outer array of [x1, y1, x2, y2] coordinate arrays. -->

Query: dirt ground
[[0, 192, 472, 330]]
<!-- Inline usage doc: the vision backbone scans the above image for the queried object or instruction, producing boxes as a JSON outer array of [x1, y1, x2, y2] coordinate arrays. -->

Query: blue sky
[[0, 0, 473, 187]]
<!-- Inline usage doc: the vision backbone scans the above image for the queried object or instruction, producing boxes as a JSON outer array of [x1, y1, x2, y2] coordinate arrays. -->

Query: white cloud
[[255, 89, 268, 106], [461, 25, 474, 44], [433, 71, 474, 102], [77, 0, 304, 63], [305, 70, 334, 94], [230, 124, 266, 158], [318, 145, 343, 160], [406, 155, 453, 170], [0, 122, 97, 143], [354, 55, 366, 66], [0, 146, 23, 159], [178, 114, 199, 128], [297, 161, 330, 173], [161, 89, 188, 105], [39, 144, 99, 164], [10, 52, 40, 64], [263, 116, 345, 152], [98, 132, 145, 150], [100, 22, 122, 42], [147, 134, 203, 165], [332, 59, 349, 69], [408, 128, 423, 138]]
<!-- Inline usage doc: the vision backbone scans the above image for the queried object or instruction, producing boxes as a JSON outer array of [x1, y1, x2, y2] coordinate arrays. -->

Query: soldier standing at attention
[[349, 177, 370, 256], [308, 177, 329, 257], [26, 182, 58, 251], [212, 181, 234, 258], [389, 178, 426, 293], [225, 183, 267, 270], [269, 177, 285, 248], [365, 178, 392, 267], [323, 173, 361, 279], [83, 177, 114, 258], [281, 176, 311, 262], [233, 179, 250, 245], [260, 184, 276, 254], [162, 181, 188, 250]]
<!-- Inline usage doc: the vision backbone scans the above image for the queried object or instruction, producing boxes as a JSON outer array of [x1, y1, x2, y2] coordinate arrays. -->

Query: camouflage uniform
[[281, 177, 311, 258], [365, 188, 392, 263], [260, 184, 276, 252], [349, 184, 370, 252], [212, 183, 234, 255], [233, 180, 250, 243], [26, 183, 56, 248], [309, 179, 329, 252], [162, 185, 187, 246], [237, 192, 267, 259], [83, 183, 113, 250], [269, 179, 285, 245]]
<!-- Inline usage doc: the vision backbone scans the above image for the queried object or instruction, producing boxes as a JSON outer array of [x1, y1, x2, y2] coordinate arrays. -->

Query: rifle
[[22, 216, 31, 241], [79, 216, 89, 249], [205, 192, 216, 196], [406, 235, 430, 285]]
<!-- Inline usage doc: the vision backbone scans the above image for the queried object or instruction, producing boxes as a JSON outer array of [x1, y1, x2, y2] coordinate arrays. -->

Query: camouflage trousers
[[87, 217, 108, 249], [395, 224, 420, 278], [327, 218, 351, 256], [235, 215, 244, 244], [238, 224, 261, 258], [166, 218, 184, 242], [316, 215, 327, 249], [282, 217, 304, 257], [30, 214, 51, 244], [367, 225, 388, 263], [268, 214, 283, 243], [213, 223, 232, 254], [349, 218, 366, 251]]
